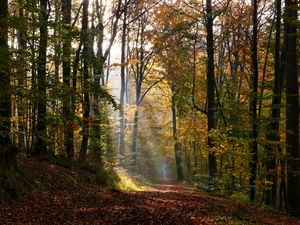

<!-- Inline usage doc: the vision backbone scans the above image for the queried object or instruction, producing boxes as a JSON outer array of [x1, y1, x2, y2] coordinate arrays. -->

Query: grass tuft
[[115, 169, 148, 191]]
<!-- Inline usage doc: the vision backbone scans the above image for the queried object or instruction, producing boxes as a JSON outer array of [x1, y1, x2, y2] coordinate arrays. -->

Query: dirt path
[[1, 183, 299, 225]]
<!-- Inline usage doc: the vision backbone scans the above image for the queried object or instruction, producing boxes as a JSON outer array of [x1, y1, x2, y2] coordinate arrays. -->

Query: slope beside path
[[0, 159, 299, 225]]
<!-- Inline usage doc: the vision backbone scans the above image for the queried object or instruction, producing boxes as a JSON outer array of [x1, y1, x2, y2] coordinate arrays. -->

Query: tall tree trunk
[[249, 0, 259, 201], [171, 87, 184, 181], [206, 0, 217, 178], [54, 0, 60, 81], [119, 0, 128, 158], [34, 0, 48, 155], [51, 0, 60, 152], [285, 0, 299, 216], [265, 0, 283, 206], [0, 0, 15, 168], [91, 0, 105, 164], [17, 1, 27, 152], [62, 0, 73, 158], [131, 15, 144, 171], [131, 108, 138, 169], [131, 70, 141, 170], [79, 0, 90, 161], [30, 30, 37, 153]]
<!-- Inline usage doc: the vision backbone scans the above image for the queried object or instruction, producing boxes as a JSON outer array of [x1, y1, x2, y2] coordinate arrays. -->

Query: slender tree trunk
[[30, 38, 37, 153], [193, 141, 198, 175], [186, 145, 191, 182], [62, 0, 73, 158], [131, 69, 141, 170], [17, 1, 27, 152], [131, 108, 138, 169], [54, 0, 60, 81], [71, 39, 83, 159], [51, 0, 60, 152], [265, 0, 283, 206], [91, 0, 105, 164], [0, 0, 15, 168], [206, 0, 217, 178], [131, 15, 144, 170], [119, 0, 128, 158], [79, 0, 90, 161], [249, 0, 259, 201], [285, 0, 299, 216], [171, 87, 184, 181], [34, 0, 48, 155]]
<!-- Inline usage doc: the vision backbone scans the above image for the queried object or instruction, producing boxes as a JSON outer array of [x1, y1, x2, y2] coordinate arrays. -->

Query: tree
[[206, 0, 217, 178], [127, 2, 162, 170], [91, 0, 123, 163], [79, 0, 123, 161], [16, 0, 27, 152], [129, 12, 149, 169], [33, 0, 49, 155], [0, 0, 15, 168], [91, 0, 105, 164], [119, 0, 128, 158], [265, 0, 283, 207], [171, 83, 184, 181], [285, 0, 299, 216], [249, 0, 259, 201], [62, 0, 73, 158], [79, 0, 90, 161]]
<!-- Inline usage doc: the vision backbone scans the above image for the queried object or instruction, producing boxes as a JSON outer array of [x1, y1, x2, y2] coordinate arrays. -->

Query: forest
[[0, 0, 299, 224]]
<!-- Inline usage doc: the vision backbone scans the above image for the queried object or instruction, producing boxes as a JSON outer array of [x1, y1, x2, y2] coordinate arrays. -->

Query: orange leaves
[[1, 159, 299, 225]]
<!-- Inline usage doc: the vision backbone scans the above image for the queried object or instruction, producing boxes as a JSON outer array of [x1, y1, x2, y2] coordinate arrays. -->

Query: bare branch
[[139, 76, 164, 105]]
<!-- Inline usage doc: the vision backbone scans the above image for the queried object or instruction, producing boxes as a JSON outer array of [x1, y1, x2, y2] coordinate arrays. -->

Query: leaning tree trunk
[[285, 0, 299, 216], [33, 0, 48, 155]]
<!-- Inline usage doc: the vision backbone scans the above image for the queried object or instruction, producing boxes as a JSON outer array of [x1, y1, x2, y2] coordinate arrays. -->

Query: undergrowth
[[0, 166, 32, 203], [46, 155, 148, 191], [0, 155, 149, 204], [115, 169, 148, 191], [48, 155, 120, 189]]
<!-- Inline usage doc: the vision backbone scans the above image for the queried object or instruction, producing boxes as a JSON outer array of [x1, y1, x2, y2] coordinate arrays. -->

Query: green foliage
[[91, 85, 119, 111], [95, 168, 120, 189], [231, 192, 250, 203], [116, 169, 148, 191]]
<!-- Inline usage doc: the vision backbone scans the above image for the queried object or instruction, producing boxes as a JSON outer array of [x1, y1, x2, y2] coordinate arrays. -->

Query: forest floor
[[0, 159, 299, 225]]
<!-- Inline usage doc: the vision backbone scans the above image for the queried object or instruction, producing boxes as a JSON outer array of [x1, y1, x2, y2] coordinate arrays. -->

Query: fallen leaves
[[0, 159, 299, 225]]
